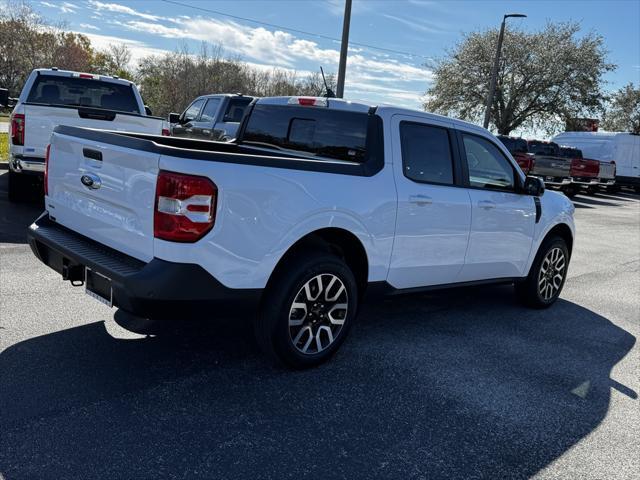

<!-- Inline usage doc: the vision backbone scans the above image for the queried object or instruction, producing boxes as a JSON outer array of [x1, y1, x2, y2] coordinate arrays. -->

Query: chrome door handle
[[409, 194, 432, 206], [478, 200, 496, 210]]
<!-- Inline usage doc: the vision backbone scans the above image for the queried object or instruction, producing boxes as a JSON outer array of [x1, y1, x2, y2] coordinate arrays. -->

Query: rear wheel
[[562, 185, 578, 198], [515, 235, 569, 309], [254, 252, 358, 369]]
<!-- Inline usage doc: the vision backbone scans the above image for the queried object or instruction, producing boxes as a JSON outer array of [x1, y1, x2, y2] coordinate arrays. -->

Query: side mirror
[[524, 176, 545, 196], [0, 88, 9, 107], [144, 105, 153, 116], [168, 112, 180, 124]]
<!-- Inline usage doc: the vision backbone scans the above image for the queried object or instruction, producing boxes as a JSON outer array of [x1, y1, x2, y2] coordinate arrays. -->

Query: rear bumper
[[598, 178, 616, 186], [570, 177, 599, 186], [539, 176, 571, 186], [27, 214, 262, 320], [10, 155, 45, 174]]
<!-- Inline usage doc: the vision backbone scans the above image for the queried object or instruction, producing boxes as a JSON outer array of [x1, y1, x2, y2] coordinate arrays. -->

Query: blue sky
[[35, 0, 640, 113]]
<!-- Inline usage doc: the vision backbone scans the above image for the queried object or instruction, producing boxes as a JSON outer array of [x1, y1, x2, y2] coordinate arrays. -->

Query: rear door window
[[199, 98, 222, 123], [26, 75, 139, 113], [242, 104, 368, 162], [223, 98, 252, 123], [400, 122, 454, 185]]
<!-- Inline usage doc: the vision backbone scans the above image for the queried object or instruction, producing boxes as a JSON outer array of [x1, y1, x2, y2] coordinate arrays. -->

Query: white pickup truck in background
[[28, 96, 575, 368], [8, 68, 169, 201]]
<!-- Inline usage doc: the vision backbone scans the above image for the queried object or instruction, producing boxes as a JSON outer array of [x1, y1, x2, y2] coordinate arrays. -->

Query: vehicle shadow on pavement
[[0, 172, 43, 244], [0, 286, 636, 479], [571, 195, 624, 207]]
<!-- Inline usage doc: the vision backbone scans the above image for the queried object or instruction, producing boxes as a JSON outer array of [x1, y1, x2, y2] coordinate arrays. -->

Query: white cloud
[[381, 14, 449, 34], [40, 1, 77, 13], [84, 1, 432, 107], [74, 31, 167, 64], [79, 23, 100, 31], [88, 0, 161, 21]]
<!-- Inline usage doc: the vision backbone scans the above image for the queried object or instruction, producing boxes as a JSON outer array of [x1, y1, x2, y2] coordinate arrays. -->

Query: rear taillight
[[161, 128, 170, 136], [44, 144, 51, 196], [11, 113, 25, 146], [154, 171, 217, 242]]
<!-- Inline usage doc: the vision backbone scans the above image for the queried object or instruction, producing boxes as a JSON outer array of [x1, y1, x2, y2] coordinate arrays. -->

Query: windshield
[[26, 75, 140, 113], [242, 104, 368, 163]]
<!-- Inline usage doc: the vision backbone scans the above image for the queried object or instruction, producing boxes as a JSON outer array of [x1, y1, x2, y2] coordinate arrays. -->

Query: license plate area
[[85, 268, 113, 307]]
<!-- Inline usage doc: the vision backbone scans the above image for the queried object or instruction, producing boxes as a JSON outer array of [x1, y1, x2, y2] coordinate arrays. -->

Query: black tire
[[113, 309, 170, 336], [254, 251, 358, 369], [515, 235, 569, 309], [7, 169, 29, 202], [562, 185, 578, 198], [586, 186, 597, 195]]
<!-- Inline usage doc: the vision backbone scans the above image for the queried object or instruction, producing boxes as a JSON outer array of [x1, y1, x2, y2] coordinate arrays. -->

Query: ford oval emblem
[[80, 173, 102, 190]]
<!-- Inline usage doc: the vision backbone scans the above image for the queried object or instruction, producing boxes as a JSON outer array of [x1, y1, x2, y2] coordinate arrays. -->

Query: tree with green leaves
[[601, 83, 640, 133], [424, 22, 615, 135]]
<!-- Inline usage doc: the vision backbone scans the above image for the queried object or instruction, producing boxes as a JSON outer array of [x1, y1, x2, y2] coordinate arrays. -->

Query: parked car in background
[[8, 68, 169, 202], [527, 140, 572, 190], [29, 96, 575, 368], [497, 135, 535, 174], [170, 94, 254, 141], [558, 146, 599, 197], [552, 132, 639, 193]]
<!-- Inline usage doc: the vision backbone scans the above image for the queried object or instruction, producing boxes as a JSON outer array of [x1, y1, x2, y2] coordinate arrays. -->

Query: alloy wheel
[[288, 273, 349, 354], [538, 247, 566, 301]]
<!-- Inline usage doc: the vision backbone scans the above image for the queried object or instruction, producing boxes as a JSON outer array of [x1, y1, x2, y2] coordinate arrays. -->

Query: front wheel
[[515, 235, 569, 309], [254, 252, 358, 369]]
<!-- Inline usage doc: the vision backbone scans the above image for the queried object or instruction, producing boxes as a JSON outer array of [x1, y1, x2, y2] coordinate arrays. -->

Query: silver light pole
[[483, 13, 527, 130], [336, 0, 352, 98]]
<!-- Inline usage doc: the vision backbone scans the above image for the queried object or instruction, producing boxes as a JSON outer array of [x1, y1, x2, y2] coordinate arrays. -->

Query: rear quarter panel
[[154, 155, 397, 289]]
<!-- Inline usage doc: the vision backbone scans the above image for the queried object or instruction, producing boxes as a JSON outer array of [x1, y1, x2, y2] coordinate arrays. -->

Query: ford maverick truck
[[27, 97, 575, 368]]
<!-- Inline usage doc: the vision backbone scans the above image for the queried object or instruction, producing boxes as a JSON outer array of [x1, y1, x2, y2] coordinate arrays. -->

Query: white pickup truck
[[28, 96, 575, 368], [8, 68, 169, 201]]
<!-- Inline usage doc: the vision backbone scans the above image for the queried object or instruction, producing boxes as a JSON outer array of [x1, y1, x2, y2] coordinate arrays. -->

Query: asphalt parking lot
[[1, 170, 638, 480]]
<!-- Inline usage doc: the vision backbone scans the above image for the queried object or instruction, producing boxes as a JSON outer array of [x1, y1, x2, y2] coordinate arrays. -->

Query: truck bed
[[54, 124, 384, 177]]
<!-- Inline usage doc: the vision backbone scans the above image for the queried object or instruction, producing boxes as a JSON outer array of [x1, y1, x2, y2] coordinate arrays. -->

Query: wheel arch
[[266, 227, 369, 298], [545, 222, 574, 257]]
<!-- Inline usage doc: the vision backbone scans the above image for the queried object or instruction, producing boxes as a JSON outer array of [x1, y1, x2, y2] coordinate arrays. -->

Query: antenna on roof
[[320, 67, 336, 98]]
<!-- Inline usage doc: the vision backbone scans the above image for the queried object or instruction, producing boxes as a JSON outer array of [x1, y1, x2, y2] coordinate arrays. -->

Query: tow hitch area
[[62, 261, 84, 286]]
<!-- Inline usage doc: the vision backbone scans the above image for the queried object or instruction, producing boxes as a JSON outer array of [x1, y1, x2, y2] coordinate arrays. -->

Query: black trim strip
[[54, 121, 385, 177], [365, 277, 525, 300]]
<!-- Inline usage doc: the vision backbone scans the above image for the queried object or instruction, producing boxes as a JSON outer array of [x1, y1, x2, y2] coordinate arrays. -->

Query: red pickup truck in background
[[496, 135, 535, 175], [558, 146, 600, 197]]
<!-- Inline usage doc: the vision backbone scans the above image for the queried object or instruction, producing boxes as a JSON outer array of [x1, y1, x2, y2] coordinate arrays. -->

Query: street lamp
[[482, 13, 527, 130]]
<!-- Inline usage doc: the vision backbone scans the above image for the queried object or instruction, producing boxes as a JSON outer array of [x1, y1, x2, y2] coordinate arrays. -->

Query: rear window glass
[[242, 104, 368, 162], [497, 136, 528, 154], [528, 141, 560, 156], [27, 75, 139, 113], [223, 98, 252, 123], [559, 147, 583, 159]]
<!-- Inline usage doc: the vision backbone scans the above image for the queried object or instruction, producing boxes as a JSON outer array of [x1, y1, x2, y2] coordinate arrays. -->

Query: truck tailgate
[[24, 104, 161, 158], [598, 161, 616, 179], [530, 155, 571, 177], [45, 129, 159, 262]]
